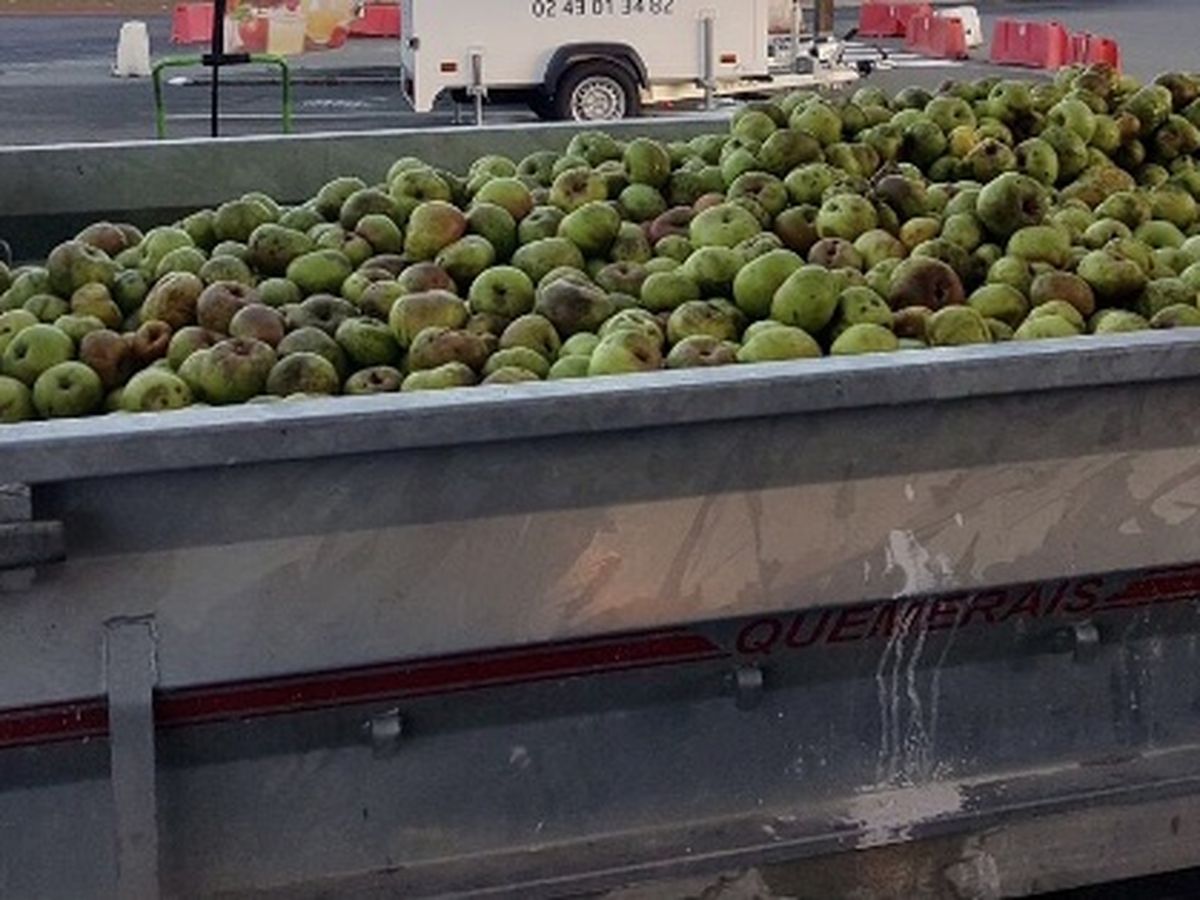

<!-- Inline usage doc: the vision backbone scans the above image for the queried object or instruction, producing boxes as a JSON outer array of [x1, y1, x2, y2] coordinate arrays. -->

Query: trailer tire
[[553, 60, 640, 121]]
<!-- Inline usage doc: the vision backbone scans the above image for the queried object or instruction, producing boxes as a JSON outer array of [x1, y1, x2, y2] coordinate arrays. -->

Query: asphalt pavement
[[0, 0, 1197, 146]]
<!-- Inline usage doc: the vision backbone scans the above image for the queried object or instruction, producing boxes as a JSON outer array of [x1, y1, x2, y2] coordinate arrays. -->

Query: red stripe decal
[[0, 699, 108, 750], [1100, 574, 1200, 610], [0, 630, 724, 749], [157, 631, 724, 726]]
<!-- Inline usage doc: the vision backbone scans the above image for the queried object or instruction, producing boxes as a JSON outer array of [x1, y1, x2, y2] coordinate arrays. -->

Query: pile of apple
[[4, 64, 1200, 424]]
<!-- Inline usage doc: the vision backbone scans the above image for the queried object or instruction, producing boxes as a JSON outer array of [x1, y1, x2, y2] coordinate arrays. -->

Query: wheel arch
[[543, 43, 649, 95]]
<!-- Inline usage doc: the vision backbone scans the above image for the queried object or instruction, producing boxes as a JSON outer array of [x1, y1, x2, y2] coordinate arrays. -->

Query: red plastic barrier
[[859, 2, 933, 39], [350, 3, 401, 37], [904, 14, 968, 60], [170, 2, 213, 45], [1070, 32, 1122, 71], [989, 18, 1071, 69]]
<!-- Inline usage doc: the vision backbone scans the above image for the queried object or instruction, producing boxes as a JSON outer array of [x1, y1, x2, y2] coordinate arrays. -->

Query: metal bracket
[[730, 665, 764, 711], [0, 483, 65, 591], [105, 616, 161, 899], [467, 49, 487, 126], [699, 15, 717, 110], [366, 708, 404, 758]]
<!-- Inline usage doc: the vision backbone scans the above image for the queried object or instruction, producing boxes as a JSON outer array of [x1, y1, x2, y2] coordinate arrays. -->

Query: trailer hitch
[[0, 484, 64, 589]]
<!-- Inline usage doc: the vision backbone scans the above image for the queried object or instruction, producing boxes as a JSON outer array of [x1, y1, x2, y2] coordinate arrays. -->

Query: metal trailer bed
[[5, 122, 1200, 899]]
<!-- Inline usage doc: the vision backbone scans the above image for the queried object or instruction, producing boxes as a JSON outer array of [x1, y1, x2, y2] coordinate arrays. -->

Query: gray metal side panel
[[0, 118, 724, 260], [6, 334, 1200, 707]]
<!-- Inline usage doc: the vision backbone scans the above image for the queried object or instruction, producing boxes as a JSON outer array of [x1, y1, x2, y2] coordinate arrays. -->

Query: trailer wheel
[[553, 60, 640, 121]]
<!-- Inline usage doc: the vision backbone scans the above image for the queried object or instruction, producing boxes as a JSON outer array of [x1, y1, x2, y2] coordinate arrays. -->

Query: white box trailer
[[400, 0, 861, 120]]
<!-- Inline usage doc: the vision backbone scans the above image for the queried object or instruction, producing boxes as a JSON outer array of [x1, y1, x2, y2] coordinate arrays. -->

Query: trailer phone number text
[[530, 0, 674, 18]]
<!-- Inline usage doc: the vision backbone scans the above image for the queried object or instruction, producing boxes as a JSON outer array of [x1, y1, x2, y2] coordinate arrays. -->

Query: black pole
[[211, 0, 227, 137]]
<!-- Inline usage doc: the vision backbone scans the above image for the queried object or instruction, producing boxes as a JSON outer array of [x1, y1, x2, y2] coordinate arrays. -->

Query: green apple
[[262, 352, 340, 396], [548, 355, 591, 379], [976, 172, 1049, 239], [46, 240, 119, 296], [0, 374, 33, 422], [484, 345, 552, 378], [588, 329, 663, 375], [1007, 225, 1071, 267], [618, 184, 668, 223], [277, 326, 348, 376], [2, 323, 74, 385], [689, 204, 761, 248], [468, 266, 535, 318], [967, 284, 1028, 327], [623, 138, 672, 188], [533, 278, 615, 335], [0, 309, 38, 357], [558, 201, 622, 257], [600, 308, 664, 344], [31, 361, 102, 418], [389, 167, 452, 220], [499, 313, 562, 360], [830, 323, 898, 355], [404, 201, 468, 261], [54, 314, 105, 345], [770, 265, 843, 333], [190, 337, 276, 404], [467, 202, 518, 262], [435, 236, 497, 291], [836, 286, 893, 329], [1077, 249, 1149, 305], [1150, 304, 1200, 328], [1027, 300, 1085, 332], [335, 316, 400, 367], [559, 332, 600, 358], [640, 270, 701, 312], [1014, 314, 1077, 340], [665, 335, 739, 368], [344, 365, 403, 394], [736, 325, 821, 362], [473, 177, 534, 221], [1015, 138, 1059, 186], [784, 163, 839, 205], [681, 246, 742, 296], [549, 169, 608, 212], [388, 290, 469, 348], [199, 254, 255, 287], [790, 100, 842, 146], [758, 129, 823, 175], [407, 326, 491, 372], [927, 306, 992, 346], [819, 181, 882, 238], [121, 367, 193, 412], [512, 237, 586, 283], [401, 361, 477, 391], [666, 299, 743, 344], [732, 249, 803, 319]]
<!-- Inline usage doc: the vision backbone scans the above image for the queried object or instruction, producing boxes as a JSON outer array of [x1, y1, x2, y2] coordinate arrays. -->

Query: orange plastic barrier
[[989, 18, 1071, 69], [1070, 32, 1122, 70], [170, 2, 214, 45], [858, 2, 933, 39], [904, 13, 969, 60], [350, 3, 401, 38]]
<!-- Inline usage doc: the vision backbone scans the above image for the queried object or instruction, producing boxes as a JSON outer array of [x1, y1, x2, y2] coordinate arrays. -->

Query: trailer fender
[[543, 43, 649, 95]]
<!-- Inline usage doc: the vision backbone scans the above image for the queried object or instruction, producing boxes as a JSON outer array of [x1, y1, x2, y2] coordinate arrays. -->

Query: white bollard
[[936, 6, 983, 48], [113, 20, 152, 78]]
